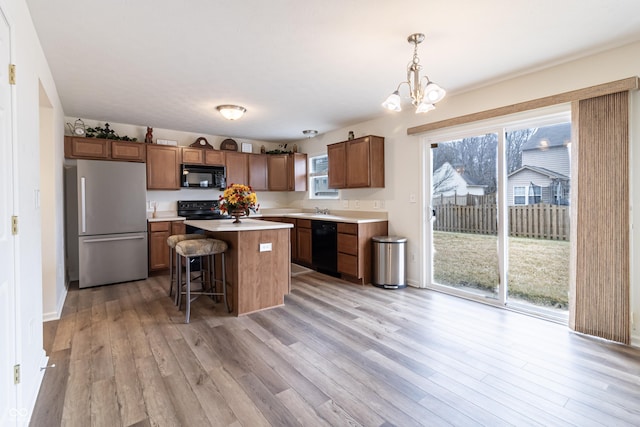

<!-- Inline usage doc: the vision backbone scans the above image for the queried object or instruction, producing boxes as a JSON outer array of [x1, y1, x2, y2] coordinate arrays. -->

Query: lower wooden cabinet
[[296, 219, 312, 265], [337, 221, 388, 285], [148, 220, 185, 272]]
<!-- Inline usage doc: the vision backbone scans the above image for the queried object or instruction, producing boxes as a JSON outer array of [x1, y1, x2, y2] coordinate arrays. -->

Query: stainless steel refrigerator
[[65, 160, 148, 288]]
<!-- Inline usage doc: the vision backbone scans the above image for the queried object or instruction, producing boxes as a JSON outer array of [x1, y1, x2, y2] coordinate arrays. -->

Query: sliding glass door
[[428, 116, 571, 321], [431, 133, 499, 300]]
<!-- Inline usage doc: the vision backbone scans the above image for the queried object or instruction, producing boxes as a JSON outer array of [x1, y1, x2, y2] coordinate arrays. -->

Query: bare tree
[[506, 128, 536, 173], [432, 129, 537, 195], [432, 162, 458, 195]]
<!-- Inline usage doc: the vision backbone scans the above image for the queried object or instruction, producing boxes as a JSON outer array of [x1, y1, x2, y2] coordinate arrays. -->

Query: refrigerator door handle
[[83, 235, 146, 243], [80, 176, 86, 233]]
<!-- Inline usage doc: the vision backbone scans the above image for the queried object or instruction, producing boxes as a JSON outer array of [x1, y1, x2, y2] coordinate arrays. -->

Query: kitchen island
[[184, 218, 293, 316]]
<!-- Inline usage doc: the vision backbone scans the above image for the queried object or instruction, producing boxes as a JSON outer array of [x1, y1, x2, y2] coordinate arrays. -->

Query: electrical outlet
[[259, 243, 272, 252], [342, 200, 349, 208], [354, 200, 360, 209], [380, 200, 386, 209], [373, 200, 380, 209], [410, 252, 416, 263], [409, 194, 416, 203]]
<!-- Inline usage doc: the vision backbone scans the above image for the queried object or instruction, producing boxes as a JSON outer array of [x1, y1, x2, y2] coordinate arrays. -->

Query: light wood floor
[[32, 271, 640, 426]]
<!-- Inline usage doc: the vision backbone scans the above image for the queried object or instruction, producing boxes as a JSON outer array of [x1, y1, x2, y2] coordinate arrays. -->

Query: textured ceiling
[[26, 0, 640, 142]]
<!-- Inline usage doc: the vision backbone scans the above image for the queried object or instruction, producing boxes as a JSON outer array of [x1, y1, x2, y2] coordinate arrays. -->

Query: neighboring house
[[507, 123, 571, 205], [432, 162, 486, 205]]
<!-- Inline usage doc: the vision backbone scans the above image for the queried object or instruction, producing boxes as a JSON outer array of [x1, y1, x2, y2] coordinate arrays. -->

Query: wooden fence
[[433, 203, 570, 240]]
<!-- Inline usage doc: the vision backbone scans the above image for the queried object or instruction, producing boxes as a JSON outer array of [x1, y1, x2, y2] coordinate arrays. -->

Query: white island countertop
[[184, 218, 293, 232]]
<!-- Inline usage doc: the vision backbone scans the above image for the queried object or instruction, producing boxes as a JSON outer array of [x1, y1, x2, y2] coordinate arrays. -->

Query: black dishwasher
[[311, 221, 338, 275]]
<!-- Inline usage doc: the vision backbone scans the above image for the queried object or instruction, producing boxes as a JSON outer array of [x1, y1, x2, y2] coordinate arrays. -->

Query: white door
[[0, 7, 17, 426]]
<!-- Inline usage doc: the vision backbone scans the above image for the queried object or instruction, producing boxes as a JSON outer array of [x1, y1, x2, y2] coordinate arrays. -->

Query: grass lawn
[[433, 231, 570, 307]]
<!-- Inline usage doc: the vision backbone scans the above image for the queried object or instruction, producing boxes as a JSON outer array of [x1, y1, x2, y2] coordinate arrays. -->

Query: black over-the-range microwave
[[181, 164, 226, 190]]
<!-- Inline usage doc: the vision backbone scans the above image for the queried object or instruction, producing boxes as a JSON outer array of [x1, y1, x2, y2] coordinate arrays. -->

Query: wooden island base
[[185, 219, 292, 316]]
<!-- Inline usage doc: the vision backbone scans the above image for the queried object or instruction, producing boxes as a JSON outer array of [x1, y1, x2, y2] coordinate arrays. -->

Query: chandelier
[[382, 33, 446, 113]]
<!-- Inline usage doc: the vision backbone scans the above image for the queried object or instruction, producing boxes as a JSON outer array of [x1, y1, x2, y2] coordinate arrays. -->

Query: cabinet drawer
[[337, 253, 358, 276], [337, 222, 358, 235], [337, 233, 358, 255], [297, 219, 312, 229], [149, 221, 170, 232]]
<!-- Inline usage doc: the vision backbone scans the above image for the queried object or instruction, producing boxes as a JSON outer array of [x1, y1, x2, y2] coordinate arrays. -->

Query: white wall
[[2, 0, 66, 422], [288, 40, 640, 345]]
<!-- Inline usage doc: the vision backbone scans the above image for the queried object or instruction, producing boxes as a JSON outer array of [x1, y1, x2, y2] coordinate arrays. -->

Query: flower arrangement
[[218, 183, 259, 216]]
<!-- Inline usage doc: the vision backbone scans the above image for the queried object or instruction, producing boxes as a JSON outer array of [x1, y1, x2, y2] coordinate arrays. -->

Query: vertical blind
[[571, 91, 630, 344]]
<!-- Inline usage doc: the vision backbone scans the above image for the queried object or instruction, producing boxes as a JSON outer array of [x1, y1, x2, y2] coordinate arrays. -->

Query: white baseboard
[[42, 285, 68, 322]]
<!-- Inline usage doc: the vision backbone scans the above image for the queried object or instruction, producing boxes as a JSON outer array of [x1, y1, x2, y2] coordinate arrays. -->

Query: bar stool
[[167, 234, 206, 303], [175, 238, 230, 323]]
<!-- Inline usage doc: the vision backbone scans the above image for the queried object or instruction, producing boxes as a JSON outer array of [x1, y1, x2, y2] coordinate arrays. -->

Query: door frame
[[419, 106, 571, 309]]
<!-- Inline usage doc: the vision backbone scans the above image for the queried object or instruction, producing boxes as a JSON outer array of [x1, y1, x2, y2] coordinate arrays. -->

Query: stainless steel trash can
[[372, 236, 407, 289]]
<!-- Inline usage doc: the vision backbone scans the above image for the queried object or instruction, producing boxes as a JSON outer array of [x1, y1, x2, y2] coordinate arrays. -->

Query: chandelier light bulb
[[382, 33, 445, 114]]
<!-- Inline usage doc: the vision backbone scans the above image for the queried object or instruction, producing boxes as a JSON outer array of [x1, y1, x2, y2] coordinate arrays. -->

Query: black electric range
[[177, 200, 230, 220]]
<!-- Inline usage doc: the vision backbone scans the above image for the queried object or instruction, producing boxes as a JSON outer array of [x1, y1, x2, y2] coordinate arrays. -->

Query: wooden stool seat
[[175, 238, 229, 323]]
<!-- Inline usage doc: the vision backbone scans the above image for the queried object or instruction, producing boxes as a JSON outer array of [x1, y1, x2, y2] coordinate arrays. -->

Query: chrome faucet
[[314, 207, 330, 215]]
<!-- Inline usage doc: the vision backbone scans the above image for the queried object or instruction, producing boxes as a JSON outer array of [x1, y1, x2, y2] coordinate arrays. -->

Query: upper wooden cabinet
[[248, 154, 268, 191], [289, 153, 307, 191], [181, 147, 204, 164], [204, 150, 225, 166], [225, 151, 249, 186], [111, 140, 146, 162], [327, 143, 346, 188], [328, 135, 384, 188], [146, 145, 181, 190], [267, 154, 289, 191], [182, 147, 225, 166], [268, 153, 307, 191], [65, 136, 146, 162]]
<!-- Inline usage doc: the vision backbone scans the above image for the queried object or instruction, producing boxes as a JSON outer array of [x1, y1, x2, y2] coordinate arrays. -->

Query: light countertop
[[256, 212, 387, 224], [148, 209, 388, 224], [184, 218, 293, 232]]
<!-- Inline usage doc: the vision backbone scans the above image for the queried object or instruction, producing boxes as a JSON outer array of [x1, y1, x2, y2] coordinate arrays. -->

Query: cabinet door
[[327, 142, 346, 188], [297, 227, 312, 265], [288, 153, 307, 191], [148, 222, 170, 271], [111, 141, 146, 162], [146, 145, 180, 190], [205, 150, 225, 166], [182, 147, 204, 164], [64, 136, 109, 159], [267, 154, 289, 191], [248, 154, 268, 191], [346, 137, 371, 188], [225, 152, 249, 185]]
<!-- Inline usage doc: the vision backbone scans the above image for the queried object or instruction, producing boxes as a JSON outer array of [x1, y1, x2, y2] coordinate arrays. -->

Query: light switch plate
[[259, 243, 272, 252]]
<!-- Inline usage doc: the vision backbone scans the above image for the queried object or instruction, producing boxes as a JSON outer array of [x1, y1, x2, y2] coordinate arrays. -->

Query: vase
[[230, 208, 247, 223]]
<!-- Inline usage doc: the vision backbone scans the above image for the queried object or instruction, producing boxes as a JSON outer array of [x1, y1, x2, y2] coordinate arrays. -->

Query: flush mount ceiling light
[[302, 130, 318, 138], [382, 33, 446, 114], [216, 105, 246, 120]]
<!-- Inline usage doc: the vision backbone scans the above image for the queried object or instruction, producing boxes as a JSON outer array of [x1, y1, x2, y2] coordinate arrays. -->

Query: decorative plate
[[220, 138, 238, 151]]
